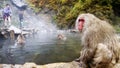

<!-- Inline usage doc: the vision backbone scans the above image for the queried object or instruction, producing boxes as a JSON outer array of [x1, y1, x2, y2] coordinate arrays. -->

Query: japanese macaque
[[16, 33, 25, 45], [76, 13, 120, 68], [57, 34, 67, 41], [9, 30, 15, 40]]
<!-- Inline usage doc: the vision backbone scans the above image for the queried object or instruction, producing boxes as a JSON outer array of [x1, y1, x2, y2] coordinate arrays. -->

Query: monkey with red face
[[78, 19, 84, 32], [76, 13, 120, 68]]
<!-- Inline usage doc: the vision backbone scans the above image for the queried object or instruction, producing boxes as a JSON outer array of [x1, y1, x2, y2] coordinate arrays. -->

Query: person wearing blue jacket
[[3, 4, 12, 27]]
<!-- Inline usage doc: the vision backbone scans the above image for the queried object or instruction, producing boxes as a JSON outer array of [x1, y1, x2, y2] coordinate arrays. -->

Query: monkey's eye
[[78, 19, 84, 22]]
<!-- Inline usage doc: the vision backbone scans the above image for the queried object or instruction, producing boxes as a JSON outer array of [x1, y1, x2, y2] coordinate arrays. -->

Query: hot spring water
[[0, 0, 81, 64]]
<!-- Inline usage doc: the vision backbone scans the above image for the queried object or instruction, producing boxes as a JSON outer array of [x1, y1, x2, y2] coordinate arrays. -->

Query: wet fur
[[16, 34, 25, 45]]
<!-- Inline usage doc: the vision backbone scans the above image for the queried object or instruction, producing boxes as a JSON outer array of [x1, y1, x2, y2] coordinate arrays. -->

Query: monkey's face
[[78, 18, 85, 32], [76, 13, 95, 32], [76, 14, 87, 32]]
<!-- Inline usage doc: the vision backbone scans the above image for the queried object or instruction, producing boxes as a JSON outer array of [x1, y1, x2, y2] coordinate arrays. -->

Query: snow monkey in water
[[9, 30, 15, 40], [57, 34, 67, 41], [16, 33, 25, 45]]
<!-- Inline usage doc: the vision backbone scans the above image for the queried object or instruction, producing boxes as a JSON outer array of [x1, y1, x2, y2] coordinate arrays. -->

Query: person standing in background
[[3, 4, 12, 27], [18, 10, 24, 29]]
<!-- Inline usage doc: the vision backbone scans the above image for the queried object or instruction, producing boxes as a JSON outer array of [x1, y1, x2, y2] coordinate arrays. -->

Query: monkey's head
[[76, 13, 98, 32]]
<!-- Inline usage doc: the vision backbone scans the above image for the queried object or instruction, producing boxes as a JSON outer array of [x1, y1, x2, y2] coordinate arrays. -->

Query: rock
[[2, 64, 13, 68], [23, 62, 37, 68], [11, 0, 27, 8], [39, 61, 80, 68], [0, 61, 80, 68], [8, 25, 29, 34], [69, 29, 79, 33], [14, 64, 22, 68], [8, 25, 22, 34]]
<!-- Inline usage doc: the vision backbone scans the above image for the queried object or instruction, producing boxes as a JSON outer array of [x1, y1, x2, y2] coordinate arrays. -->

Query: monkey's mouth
[[78, 19, 84, 32], [79, 29, 82, 32]]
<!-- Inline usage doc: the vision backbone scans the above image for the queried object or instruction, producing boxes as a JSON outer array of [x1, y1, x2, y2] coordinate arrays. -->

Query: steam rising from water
[[24, 9, 57, 33], [20, 10, 59, 47]]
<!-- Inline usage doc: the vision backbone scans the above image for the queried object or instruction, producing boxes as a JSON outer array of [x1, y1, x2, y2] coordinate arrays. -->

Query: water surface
[[0, 31, 81, 64]]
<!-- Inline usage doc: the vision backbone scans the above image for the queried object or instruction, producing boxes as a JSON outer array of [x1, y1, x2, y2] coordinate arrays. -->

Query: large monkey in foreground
[[76, 13, 120, 68]]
